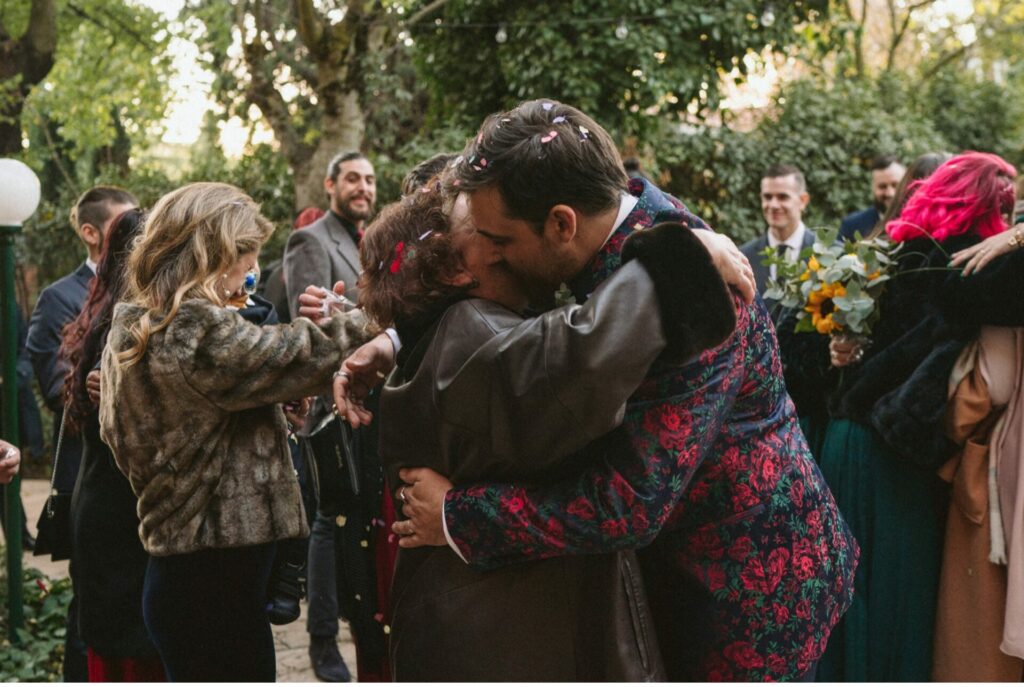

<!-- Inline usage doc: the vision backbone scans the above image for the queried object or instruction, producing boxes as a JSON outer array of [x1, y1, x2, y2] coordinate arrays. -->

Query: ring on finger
[[399, 485, 407, 503], [333, 370, 350, 381]]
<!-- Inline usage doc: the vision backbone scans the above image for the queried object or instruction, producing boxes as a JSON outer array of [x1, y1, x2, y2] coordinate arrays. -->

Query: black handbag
[[301, 404, 362, 517], [33, 406, 73, 561]]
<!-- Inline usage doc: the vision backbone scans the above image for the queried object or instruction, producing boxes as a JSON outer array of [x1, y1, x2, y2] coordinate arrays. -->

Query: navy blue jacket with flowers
[[441, 179, 859, 681]]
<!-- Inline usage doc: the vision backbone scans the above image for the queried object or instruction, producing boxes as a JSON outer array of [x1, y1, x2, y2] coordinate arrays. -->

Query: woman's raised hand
[[297, 281, 348, 325], [0, 441, 20, 485], [950, 224, 1023, 276]]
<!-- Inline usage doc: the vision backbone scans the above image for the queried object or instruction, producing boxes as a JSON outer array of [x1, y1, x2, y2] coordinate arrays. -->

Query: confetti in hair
[[553, 115, 567, 124], [540, 130, 559, 144], [541, 102, 554, 111], [578, 125, 590, 141], [389, 241, 406, 274], [418, 230, 433, 241]]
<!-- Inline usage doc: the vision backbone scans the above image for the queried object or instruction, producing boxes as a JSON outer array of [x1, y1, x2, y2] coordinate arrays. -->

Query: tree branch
[[406, 0, 450, 27], [293, 0, 326, 61]]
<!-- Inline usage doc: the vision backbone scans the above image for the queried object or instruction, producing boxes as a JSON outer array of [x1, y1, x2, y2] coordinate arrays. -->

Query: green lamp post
[[0, 158, 41, 642]]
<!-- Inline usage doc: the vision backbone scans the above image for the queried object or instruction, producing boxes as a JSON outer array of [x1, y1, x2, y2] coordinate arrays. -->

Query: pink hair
[[886, 151, 1017, 243]]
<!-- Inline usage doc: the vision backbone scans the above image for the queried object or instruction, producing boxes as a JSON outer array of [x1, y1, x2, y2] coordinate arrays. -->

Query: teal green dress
[[816, 418, 949, 681]]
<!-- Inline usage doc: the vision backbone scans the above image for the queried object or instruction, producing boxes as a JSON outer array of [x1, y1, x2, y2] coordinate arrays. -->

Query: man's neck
[[768, 224, 799, 243], [330, 207, 363, 233], [576, 204, 624, 272]]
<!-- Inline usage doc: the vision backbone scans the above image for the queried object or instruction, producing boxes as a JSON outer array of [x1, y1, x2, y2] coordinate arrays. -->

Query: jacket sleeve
[[442, 305, 748, 571], [178, 305, 372, 411], [25, 287, 77, 410], [941, 249, 1024, 327], [433, 224, 736, 475], [283, 229, 332, 320]]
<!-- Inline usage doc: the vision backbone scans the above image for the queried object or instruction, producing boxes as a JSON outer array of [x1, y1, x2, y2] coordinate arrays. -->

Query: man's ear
[[443, 267, 475, 287], [80, 223, 101, 249], [544, 205, 577, 244], [324, 176, 335, 195], [799, 192, 810, 211]]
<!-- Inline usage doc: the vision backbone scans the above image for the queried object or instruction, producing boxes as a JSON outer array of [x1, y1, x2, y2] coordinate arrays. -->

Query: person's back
[[382, 297, 664, 681]]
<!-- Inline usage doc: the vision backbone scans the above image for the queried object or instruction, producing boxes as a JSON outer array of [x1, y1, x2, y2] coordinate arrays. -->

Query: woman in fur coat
[[812, 152, 1024, 681], [99, 182, 373, 681]]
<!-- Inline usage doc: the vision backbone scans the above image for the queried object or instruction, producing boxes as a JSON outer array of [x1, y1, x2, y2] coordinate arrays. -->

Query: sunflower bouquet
[[762, 227, 899, 338]]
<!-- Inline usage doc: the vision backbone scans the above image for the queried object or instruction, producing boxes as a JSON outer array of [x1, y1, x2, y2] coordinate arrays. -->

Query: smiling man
[[739, 164, 815, 311]]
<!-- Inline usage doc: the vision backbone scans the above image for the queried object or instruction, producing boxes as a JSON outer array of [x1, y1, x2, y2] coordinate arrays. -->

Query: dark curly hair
[[358, 181, 473, 329]]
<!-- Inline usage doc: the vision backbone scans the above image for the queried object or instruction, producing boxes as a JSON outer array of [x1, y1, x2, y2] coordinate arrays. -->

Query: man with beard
[[283, 151, 377, 682], [838, 154, 906, 241]]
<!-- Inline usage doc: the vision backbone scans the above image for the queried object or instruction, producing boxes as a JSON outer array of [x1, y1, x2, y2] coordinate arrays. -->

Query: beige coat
[[100, 300, 371, 556]]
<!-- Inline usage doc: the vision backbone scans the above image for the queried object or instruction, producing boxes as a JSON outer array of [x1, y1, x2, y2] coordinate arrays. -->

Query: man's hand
[[391, 467, 453, 548], [0, 441, 21, 485], [332, 333, 397, 427], [298, 281, 348, 325], [86, 369, 101, 405], [694, 231, 756, 304]]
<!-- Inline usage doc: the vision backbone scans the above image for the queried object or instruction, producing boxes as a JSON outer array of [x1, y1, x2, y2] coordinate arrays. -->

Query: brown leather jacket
[[381, 261, 668, 681]]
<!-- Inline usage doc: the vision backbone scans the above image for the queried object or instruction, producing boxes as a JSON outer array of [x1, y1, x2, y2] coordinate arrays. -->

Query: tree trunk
[[293, 89, 366, 211], [0, 0, 58, 155]]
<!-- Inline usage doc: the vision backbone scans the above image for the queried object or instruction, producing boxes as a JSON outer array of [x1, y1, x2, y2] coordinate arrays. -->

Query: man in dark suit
[[838, 154, 906, 241], [739, 164, 816, 318], [284, 152, 375, 682], [25, 185, 136, 681]]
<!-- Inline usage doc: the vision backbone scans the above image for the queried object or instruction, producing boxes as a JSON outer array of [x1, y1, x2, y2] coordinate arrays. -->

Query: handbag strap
[[46, 405, 70, 518]]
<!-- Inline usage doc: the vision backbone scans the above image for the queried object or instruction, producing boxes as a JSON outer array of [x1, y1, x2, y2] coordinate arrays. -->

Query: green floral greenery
[[763, 227, 897, 336], [0, 547, 71, 682]]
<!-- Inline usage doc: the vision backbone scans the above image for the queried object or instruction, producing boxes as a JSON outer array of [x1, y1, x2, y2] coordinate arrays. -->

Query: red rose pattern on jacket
[[442, 179, 859, 681]]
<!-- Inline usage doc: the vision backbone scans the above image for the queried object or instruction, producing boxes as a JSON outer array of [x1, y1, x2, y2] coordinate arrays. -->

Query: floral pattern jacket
[[443, 179, 859, 681]]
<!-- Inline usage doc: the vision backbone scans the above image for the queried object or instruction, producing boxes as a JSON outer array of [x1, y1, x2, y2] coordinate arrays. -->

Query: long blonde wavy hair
[[117, 182, 274, 366]]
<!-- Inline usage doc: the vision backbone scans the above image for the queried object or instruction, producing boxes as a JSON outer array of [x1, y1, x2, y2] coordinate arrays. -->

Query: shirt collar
[[767, 222, 807, 252], [600, 193, 639, 249], [85, 258, 97, 275]]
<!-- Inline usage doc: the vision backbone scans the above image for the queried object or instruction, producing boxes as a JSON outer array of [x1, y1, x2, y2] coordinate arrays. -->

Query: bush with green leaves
[[0, 550, 72, 682]]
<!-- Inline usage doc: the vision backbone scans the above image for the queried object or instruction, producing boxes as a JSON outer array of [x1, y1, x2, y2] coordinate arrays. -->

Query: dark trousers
[[143, 542, 277, 682], [306, 511, 340, 637]]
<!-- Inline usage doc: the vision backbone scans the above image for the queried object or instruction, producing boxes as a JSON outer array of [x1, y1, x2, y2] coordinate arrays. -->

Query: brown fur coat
[[99, 299, 371, 556]]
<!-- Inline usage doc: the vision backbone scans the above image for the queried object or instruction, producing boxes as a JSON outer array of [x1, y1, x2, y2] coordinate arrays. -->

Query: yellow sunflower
[[804, 282, 846, 334]]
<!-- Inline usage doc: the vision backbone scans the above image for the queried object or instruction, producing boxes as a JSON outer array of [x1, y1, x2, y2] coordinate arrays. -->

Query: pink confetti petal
[[480, 158, 488, 167], [540, 130, 558, 143], [374, 613, 385, 623], [477, 132, 483, 144]]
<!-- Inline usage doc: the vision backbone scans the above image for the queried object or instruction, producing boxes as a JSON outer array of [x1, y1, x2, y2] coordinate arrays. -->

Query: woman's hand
[[0, 441, 21, 485], [693, 230, 756, 305], [829, 336, 864, 368], [391, 467, 453, 548], [298, 281, 349, 325], [950, 224, 1023, 276], [283, 397, 311, 430], [332, 333, 396, 428], [86, 369, 102, 405]]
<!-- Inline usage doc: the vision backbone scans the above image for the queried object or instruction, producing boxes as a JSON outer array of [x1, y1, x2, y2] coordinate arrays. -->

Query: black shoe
[[21, 529, 35, 553], [266, 561, 305, 625], [309, 635, 351, 682]]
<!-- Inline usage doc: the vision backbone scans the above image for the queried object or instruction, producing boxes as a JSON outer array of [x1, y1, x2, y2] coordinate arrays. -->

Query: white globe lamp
[[0, 159, 41, 226]]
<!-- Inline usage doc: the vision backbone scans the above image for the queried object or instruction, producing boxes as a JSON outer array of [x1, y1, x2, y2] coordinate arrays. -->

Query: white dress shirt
[[766, 222, 807, 282]]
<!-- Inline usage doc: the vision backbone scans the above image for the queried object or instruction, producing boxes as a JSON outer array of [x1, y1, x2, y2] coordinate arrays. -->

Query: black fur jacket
[[778, 233, 1024, 470]]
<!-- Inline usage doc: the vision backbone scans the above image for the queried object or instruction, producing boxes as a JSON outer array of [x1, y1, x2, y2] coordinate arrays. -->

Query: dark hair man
[[338, 100, 856, 681], [282, 151, 377, 682], [739, 164, 816, 309], [839, 154, 906, 241], [25, 184, 137, 682]]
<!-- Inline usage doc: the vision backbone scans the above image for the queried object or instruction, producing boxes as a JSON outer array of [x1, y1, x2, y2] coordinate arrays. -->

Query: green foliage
[[20, 0, 173, 173], [414, 0, 827, 139], [0, 549, 73, 682], [924, 67, 1024, 165], [656, 76, 948, 243]]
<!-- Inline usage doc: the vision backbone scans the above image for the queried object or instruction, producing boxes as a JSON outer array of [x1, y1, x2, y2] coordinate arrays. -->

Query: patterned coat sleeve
[[443, 306, 749, 571]]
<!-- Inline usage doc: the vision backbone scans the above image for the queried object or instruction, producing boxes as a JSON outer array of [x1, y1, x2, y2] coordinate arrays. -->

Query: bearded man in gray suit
[[284, 151, 376, 682]]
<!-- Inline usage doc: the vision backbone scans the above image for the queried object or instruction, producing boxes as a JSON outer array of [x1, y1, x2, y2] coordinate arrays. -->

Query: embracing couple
[[307, 99, 858, 681]]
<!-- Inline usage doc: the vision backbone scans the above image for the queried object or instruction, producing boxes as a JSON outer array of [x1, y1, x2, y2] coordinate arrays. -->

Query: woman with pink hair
[[815, 152, 1024, 681]]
